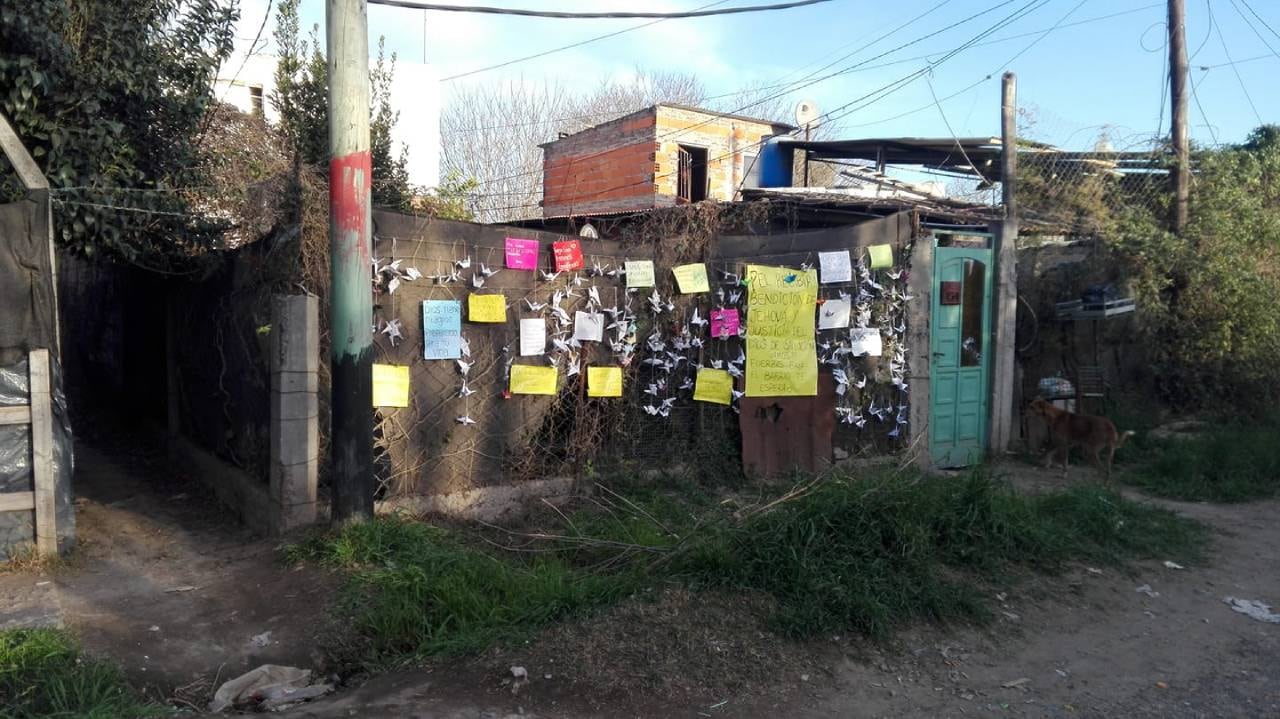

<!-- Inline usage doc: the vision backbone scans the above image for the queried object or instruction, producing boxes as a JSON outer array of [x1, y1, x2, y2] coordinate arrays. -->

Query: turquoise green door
[[929, 245, 993, 467]]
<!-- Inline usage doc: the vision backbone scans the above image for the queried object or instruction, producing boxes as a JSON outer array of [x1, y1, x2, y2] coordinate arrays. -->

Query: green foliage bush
[[0, 628, 162, 718]]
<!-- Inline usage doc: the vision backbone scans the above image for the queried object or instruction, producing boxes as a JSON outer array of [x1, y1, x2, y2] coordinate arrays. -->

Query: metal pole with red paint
[[327, 0, 374, 522]]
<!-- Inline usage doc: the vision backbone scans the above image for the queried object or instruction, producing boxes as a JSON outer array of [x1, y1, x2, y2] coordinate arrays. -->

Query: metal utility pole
[[327, 0, 375, 523], [990, 72, 1019, 454], [1169, 0, 1190, 234]]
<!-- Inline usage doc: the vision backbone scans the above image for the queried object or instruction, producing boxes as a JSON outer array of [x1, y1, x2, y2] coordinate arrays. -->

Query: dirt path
[[289, 464, 1280, 719], [0, 439, 335, 701], [4, 449, 1278, 718]]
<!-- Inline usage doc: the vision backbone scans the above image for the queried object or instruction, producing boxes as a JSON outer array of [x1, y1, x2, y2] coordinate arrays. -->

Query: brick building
[[540, 104, 795, 217]]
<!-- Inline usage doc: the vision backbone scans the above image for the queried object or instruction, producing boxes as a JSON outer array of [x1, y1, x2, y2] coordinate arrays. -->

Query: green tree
[[271, 0, 413, 211], [1108, 126, 1280, 413], [0, 0, 238, 260]]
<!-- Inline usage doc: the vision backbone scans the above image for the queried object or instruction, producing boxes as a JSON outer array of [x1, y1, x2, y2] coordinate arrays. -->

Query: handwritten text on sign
[[744, 265, 818, 397]]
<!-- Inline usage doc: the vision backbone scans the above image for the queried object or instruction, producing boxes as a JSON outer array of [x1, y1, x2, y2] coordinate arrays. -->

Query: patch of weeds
[[295, 468, 1206, 670], [1122, 418, 1280, 502], [285, 517, 635, 670], [676, 469, 1205, 639], [0, 628, 164, 718]]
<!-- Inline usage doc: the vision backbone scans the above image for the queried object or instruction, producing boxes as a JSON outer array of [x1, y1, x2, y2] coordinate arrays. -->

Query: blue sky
[[241, 0, 1278, 150]]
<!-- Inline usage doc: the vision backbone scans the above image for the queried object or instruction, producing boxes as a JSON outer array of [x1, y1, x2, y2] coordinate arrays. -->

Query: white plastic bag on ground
[[208, 664, 331, 712]]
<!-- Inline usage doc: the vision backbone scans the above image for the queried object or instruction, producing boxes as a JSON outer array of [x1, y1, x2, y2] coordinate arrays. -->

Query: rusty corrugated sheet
[[739, 372, 835, 477]]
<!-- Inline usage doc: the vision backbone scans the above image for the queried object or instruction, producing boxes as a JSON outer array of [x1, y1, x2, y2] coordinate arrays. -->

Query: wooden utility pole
[[990, 72, 1019, 454], [327, 0, 375, 523], [1169, 0, 1190, 233]]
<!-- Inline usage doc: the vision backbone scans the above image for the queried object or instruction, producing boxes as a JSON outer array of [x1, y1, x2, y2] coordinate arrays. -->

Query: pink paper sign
[[710, 308, 740, 339], [505, 237, 539, 270]]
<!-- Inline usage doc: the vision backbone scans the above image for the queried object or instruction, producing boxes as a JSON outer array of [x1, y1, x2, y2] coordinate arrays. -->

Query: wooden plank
[[0, 111, 48, 190], [0, 405, 31, 426], [29, 349, 57, 556], [0, 491, 35, 513]]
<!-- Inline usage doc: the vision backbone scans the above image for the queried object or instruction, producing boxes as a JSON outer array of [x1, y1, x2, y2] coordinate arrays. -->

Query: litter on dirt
[[164, 585, 200, 593], [208, 664, 332, 712], [1136, 584, 1160, 598], [1163, 561, 1185, 570], [1002, 678, 1030, 689], [1223, 597, 1280, 624]]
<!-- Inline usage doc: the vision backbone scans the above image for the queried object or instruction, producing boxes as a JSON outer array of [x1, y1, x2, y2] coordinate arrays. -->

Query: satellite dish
[[794, 100, 820, 127]]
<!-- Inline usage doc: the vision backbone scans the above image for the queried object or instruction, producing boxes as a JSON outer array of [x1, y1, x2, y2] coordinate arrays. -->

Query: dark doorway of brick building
[[677, 144, 708, 203]]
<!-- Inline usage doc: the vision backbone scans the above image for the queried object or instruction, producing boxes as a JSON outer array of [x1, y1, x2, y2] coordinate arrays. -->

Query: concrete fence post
[[269, 294, 319, 534]]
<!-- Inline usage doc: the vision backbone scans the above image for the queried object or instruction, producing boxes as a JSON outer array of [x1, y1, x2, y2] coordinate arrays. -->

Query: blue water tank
[[757, 137, 794, 188]]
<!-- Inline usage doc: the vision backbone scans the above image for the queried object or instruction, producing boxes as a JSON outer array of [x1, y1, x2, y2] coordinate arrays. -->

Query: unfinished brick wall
[[652, 106, 786, 207], [542, 109, 659, 216], [541, 104, 791, 217]]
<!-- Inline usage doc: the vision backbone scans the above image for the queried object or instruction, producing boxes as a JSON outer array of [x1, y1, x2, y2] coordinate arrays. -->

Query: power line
[[1228, 0, 1280, 62], [480, 0, 1053, 214], [443, 2, 1163, 136], [440, 0, 732, 82], [366, 0, 831, 19], [1237, 0, 1280, 43], [1208, 0, 1263, 125], [468, 0, 1047, 192]]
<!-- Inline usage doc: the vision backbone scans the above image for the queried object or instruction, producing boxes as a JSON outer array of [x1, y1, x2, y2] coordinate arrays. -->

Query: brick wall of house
[[652, 106, 786, 207], [541, 104, 791, 217], [542, 109, 659, 217]]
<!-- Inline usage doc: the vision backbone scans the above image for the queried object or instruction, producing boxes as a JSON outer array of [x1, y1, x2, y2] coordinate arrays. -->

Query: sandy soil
[[3, 448, 1277, 718], [0, 440, 336, 705]]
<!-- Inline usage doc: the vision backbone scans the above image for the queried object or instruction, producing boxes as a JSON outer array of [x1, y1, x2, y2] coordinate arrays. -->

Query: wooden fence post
[[28, 348, 57, 556]]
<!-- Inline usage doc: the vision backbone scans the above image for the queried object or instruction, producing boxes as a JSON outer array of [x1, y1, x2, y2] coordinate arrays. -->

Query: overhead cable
[[366, 0, 830, 19]]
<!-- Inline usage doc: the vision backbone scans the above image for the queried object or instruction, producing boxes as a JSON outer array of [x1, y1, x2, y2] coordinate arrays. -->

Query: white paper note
[[819, 250, 852, 284], [519, 318, 546, 356], [818, 297, 851, 330], [849, 327, 883, 357], [573, 311, 604, 342]]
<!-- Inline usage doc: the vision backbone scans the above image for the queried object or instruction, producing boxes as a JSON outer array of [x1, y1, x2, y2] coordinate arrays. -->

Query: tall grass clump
[[0, 628, 163, 718], [679, 470, 1205, 639], [1123, 418, 1280, 502]]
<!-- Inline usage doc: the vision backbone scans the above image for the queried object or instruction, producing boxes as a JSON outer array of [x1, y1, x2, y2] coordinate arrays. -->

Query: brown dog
[[1027, 397, 1134, 484]]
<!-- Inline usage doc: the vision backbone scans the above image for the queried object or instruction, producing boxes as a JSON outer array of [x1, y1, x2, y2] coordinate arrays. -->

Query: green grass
[[676, 470, 1205, 639], [1121, 419, 1280, 502], [0, 628, 163, 719], [284, 518, 637, 669], [294, 468, 1206, 669]]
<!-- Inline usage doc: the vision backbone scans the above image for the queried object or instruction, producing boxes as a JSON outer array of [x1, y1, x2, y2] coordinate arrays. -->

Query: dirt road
[[3, 448, 1277, 717], [289, 467, 1280, 719]]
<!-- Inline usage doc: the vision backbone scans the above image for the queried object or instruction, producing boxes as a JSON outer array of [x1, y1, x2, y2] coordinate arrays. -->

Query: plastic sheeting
[[0, 356, 74, 558]]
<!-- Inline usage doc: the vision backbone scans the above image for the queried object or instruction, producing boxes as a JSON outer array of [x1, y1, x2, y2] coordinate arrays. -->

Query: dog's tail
[[1115, 430, 1136, 448]]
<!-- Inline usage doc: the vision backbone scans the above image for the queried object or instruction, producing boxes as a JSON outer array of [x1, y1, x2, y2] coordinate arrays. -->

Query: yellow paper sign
[[587, 366, 623, 397], [868, 244, 894, 269], [693, 368, 733, 405], [625, 260, 655, 288], [372, 364, 410, 408], [469, 293, 507, 323], [672, 263, 711, 293], [510, 364, 558, 395], [744, 265, 818, 397]]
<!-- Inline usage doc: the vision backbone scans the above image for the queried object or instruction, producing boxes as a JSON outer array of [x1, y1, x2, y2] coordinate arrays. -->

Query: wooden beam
[[0, 406, 31, 426], [0, 110, 48, 191], [28, 349, 57, 556], [990, 73, 1020, 455], [0, 491, 36, 513]]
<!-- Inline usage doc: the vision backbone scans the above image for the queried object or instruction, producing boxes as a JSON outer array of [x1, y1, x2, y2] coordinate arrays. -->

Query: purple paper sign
[[710, 308, 740, 339], [505, 237, 539, 270]]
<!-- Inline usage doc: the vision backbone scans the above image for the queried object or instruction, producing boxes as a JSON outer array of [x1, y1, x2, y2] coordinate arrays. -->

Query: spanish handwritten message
[[422, 299, 461, 359], [745, 265, 817, 397]]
